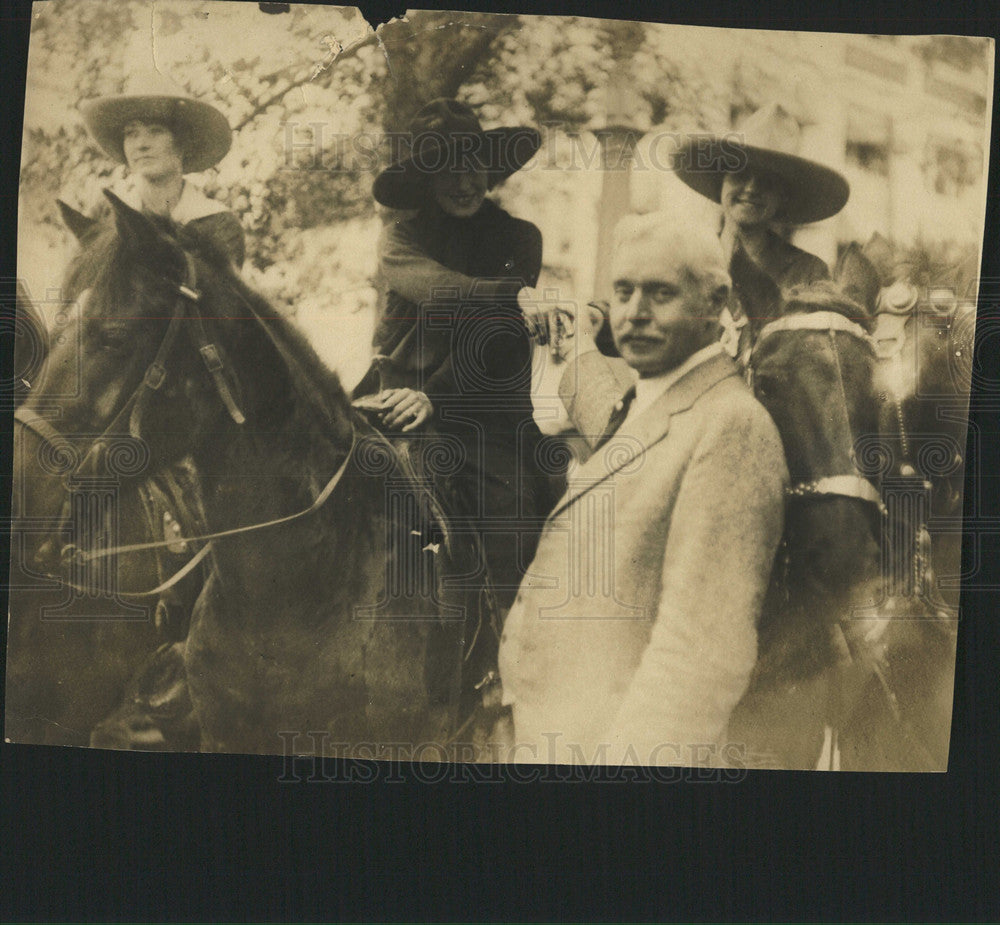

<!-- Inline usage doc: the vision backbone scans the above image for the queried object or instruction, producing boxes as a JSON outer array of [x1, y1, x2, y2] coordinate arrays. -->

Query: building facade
[[637, 31, 992, 267]]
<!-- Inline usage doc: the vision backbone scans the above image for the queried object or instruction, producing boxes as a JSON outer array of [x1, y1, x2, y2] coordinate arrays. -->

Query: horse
[[7, 259, 204, 749], [726, 244, 959, 771], [12, 190, 490, 756], [840, 234, 976, 614], [720, 266, 886, 769], [822, 235, 972, 771]]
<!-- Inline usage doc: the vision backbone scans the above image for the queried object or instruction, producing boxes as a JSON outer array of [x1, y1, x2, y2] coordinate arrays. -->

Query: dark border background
[[2, 0, 998, 921]]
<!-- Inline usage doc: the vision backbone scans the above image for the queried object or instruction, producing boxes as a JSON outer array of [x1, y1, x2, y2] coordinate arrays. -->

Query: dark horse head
[[838, 234, 973, 612], [8, 191, 354, 746], [746, 274, 959, 770], [7, 206, 187, 744], [729, 281, 890, 768], [13, 192, 474, 755], [834, 235, 968, 770]]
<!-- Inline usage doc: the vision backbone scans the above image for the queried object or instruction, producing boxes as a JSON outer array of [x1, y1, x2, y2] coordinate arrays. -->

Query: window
[[924, 137, 982, 197], [845, 107, 890, 177]]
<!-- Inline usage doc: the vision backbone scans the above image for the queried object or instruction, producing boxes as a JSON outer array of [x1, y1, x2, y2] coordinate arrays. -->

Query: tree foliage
[[20, 3, 988, 383], [11, 3, 797, 379]]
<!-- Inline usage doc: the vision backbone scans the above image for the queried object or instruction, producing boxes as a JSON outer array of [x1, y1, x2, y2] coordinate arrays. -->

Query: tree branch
[[231, 32, 379, 133]]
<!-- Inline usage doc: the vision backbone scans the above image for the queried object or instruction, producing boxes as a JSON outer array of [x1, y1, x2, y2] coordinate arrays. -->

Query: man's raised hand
[[518, 287, 604, 360]]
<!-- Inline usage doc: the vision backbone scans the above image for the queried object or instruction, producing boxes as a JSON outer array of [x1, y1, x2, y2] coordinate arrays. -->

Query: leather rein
[[14, 252, 357, 597]]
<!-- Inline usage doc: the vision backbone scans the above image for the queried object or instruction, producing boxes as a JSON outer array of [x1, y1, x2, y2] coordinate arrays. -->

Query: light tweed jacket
[[498, 350, 787, 765]]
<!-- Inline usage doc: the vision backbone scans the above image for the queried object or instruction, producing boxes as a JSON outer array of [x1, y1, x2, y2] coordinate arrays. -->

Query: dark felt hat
[[672, 103, 850, 225], [372, 98, 541, 209]]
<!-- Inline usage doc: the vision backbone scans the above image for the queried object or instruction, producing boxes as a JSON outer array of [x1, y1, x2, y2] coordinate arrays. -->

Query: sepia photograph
[[6, 0, 994, 773]]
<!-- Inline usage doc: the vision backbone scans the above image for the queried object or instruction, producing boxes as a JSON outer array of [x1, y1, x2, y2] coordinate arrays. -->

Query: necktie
[[594, 385, 637, 449]]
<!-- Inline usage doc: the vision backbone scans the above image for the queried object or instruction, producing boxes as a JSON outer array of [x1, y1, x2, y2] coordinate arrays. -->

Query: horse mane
[[65, 214, 354, 438], [783, 280, 874, 332], [174, 223, 355, 437], [201, 263, 355, 434]]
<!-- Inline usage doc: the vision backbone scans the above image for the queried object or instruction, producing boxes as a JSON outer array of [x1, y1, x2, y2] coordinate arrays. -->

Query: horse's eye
[[96, 326, 130, 353], [753, 372, 777, 398]]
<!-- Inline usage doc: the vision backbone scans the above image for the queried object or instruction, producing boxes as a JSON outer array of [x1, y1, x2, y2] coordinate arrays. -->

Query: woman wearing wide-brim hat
[[356, 97, 552, 613], [78, 70, 245, 267], [672, 103, 849, 298]]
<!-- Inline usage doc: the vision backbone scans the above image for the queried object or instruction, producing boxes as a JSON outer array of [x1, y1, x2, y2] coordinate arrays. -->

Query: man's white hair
[[611, 210, 731, 294]]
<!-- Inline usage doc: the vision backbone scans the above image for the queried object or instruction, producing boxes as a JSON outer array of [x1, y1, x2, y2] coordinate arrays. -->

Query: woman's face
[[431, 168, 488, 218], [721, 168, 784, 229], [122, 121, 184, 181]]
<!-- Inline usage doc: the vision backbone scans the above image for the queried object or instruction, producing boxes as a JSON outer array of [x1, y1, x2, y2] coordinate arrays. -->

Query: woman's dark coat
[[357, 198, 551, 608]]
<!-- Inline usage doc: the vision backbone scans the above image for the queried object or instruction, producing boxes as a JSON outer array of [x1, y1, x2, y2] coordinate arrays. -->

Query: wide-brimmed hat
[[372, 98, 541, 210], [80, 70, 232, 174], [672, 103, 850, 225]]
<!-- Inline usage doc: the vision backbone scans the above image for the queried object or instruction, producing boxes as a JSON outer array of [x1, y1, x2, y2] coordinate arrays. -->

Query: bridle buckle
[[200, 343, 224, 373], [144, 362, 167, 390]]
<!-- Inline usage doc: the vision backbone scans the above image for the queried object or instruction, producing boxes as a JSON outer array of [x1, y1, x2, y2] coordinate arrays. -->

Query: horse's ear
[[861, 232, 896, 286], [56, 199, 98, 244], [103, 190, 171, 257], [834, 242, 882, 317]]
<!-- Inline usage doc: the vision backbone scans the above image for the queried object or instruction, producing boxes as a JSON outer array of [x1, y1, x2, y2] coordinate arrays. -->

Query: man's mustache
[[617, 324, 699, 340], [618, 331, 663, 344]]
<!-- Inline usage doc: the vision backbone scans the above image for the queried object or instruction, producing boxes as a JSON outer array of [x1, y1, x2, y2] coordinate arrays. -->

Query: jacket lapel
[[549, 353, 740, 519]]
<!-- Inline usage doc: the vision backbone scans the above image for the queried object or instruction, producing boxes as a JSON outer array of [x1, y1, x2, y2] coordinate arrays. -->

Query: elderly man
[[497, 214, 788, 766]]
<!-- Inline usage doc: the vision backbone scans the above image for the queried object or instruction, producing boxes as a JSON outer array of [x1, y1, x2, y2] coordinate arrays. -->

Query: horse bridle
[[13, 253, 232, 594], [872, 283, 971, 474], [15, 252, 245, 471], [14, 251, 356, 596], [15, 244, 490, 744], [753, 310, 885, 513]]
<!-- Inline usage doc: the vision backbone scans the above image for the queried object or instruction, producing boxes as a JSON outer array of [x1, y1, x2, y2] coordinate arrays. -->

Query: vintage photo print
[[7, 0, 994, 771]]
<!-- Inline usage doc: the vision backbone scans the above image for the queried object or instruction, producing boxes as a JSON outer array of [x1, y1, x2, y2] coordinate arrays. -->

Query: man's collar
[[631, 342, 725, 418], [548, 350, 740, 519]]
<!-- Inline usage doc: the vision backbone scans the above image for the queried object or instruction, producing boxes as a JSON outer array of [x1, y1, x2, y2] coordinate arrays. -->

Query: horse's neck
[[192, 389, 355, 534], [186, 408, 391, 635], [754, 315, 877, 483]]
